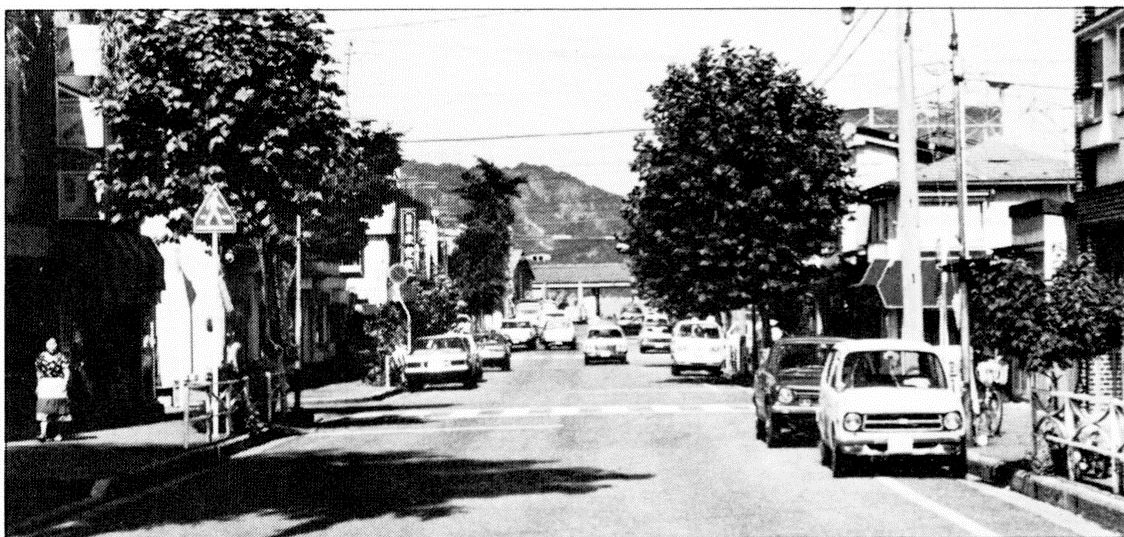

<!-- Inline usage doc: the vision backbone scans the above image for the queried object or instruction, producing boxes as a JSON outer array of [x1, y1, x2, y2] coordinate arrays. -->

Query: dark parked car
[[618, 306, 644, 336], [754, 336, 846, 447]]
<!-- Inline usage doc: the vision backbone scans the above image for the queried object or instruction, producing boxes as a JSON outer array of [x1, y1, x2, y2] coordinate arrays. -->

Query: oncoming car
[[816, 339, 967, 478], [638, 314, 671, 354], [404, 334, 483, 391], [499, 319, 537, 350], [669, 319, 726, 376], [475, 331, 512, 371], [754, 337, 845, 447], [582, 324, 628, 365], [541, 317, 577, 350]]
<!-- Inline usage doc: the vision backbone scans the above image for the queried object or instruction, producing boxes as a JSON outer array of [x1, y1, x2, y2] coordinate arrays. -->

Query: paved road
[[29, 333, 1119, 537]]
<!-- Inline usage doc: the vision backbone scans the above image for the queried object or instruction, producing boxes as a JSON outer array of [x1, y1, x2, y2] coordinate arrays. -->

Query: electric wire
[[820, 8, 888, 88], [809, 8, 868, 85]]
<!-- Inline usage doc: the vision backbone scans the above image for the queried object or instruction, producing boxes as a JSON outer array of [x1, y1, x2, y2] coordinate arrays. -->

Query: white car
[[816, 339, 967, 478], [541, 317, 577, 350], [404, 334, 483, 391], [669, 319, 727, 376], [582, 324, 628, 365], [638, 314, 672, 353], [500, 319, 538, 350]]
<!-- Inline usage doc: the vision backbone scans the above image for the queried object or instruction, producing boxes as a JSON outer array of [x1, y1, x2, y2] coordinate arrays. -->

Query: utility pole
[[294, 214, 303, 411], [950, 9, 981, 430], [897, 8, 924, 340]]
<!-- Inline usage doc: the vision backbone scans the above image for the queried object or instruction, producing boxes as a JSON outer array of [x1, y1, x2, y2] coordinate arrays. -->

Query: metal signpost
[[389, 263, 411, 388], [192, 184, 237, 437]]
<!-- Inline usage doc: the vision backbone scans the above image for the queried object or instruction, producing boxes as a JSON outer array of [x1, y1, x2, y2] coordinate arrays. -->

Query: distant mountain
[[397, 161, 628, 263]]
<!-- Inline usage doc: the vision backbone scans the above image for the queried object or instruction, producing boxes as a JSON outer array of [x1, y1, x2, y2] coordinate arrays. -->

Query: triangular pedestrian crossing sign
[[193, 186, 238, 234]]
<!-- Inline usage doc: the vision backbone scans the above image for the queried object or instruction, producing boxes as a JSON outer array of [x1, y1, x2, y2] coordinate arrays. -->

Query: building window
[[57, 171, 97, 219], [1077, 37, 1105, 124], [1078, 148, 1100, 189], [867, 202, 895, 243]]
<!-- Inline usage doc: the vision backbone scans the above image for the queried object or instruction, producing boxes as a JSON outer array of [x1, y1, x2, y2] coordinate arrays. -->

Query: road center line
[[876, 477, 1001, 537], [961, 477, 1119, 537], [308, 424, 564, 436]]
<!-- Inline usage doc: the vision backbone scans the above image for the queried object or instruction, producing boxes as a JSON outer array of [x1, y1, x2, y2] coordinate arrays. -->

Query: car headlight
[[942, 411, 963, 430], [842, 412, 863, 432], [776, 387, 795, 405]]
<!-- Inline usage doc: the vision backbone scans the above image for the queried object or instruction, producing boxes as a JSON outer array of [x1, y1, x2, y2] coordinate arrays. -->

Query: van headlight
[[776, 387, 795, 405], [942, 411, 963, 430], [842, 413, 863, 432]]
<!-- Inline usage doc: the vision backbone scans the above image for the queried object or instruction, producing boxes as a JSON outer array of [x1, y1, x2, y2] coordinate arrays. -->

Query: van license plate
[[887, 437, 912, 454]]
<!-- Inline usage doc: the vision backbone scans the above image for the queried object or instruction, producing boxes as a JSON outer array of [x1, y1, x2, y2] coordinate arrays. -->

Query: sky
[[320, 8, 1075, 197]]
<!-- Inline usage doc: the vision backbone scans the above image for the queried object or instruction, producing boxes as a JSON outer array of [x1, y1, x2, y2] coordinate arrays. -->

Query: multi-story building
[[5, 11, 165, 436], [1073, 7, 1124, 279]]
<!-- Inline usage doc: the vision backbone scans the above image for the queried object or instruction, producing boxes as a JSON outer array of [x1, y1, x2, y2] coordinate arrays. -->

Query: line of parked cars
[[753, 336, 968, 478]]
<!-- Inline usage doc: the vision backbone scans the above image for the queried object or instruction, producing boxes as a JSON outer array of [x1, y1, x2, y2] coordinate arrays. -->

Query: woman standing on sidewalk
[[35, 338, 72, 442]]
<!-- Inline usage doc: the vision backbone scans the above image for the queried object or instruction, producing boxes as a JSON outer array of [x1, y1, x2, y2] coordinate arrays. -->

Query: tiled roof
[[916, 136, 1073, 183], [530, 262, 633, 285]]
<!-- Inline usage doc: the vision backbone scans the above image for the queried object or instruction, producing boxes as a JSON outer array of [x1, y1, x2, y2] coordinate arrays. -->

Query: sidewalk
[[5, 381, 399, 534], [967, 401, 1124, 531]]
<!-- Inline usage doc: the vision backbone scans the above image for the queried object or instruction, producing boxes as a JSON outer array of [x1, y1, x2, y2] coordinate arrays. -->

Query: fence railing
[[1033, 389, 1124, 494], [173, 371, 287, 449]]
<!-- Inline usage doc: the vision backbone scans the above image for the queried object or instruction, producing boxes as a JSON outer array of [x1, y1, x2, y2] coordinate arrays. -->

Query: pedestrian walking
[[35, 337, 72, 442]]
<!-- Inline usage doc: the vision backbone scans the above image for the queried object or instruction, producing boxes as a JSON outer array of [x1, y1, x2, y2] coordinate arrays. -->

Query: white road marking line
[[962, 477, 1120, 537], [306, 424, 563, 436], [876, 477, 1001, 537]]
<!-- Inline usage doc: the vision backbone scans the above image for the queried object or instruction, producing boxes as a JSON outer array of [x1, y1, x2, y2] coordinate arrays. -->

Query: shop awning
[[857, 258, 957, 309], [59, 226, 165, 305]]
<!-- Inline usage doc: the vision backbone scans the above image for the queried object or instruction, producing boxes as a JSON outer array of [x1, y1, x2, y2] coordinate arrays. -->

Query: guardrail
[[1033, 389, 1124, 494], [174, 371, 287, 449]]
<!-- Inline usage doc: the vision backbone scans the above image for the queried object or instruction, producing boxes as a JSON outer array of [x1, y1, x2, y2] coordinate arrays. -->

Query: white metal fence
[[1033, 389, 1124, 494]]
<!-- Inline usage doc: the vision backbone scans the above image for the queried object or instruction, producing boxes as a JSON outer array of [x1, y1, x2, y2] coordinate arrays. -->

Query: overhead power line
[[820, 8, 888, 88], [810, 8, 868, 84], [401, 127, 651, 143]]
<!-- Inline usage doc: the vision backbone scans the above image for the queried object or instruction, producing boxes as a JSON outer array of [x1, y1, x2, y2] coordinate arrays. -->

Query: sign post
[[193, 184, 237, 436]]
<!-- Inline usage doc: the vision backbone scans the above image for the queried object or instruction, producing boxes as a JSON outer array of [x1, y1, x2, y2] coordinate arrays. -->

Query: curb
[[9, 426, 297, 535], [968, 452, 1124, 531], [301, 385, 403, 406]]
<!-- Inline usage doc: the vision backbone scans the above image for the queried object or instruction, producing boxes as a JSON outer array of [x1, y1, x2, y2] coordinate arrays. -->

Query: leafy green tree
[[1048, 254, 1124, 375], [92, 10, 401, 365], [962, 257, 1051, 369], [448, 159, 526, 322], [406, 275, 460, 338], [621, 42, 858, 320]]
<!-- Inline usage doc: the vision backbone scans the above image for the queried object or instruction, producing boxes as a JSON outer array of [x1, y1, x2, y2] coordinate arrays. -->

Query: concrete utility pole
[[896, 8, 924, 340], [294, 214, 303, 411], [950, 9, 981, 424]]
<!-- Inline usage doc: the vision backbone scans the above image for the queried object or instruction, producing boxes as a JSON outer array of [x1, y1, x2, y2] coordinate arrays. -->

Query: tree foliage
[[963, 253, 1124, 373], [621, 42, 857, 319], [448, 159, 526, 319], [93, 10, 400, 261], [407, 276, 460, 338]]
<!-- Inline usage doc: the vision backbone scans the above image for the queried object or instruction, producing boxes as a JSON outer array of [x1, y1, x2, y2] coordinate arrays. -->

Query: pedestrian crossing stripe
[[313, 403, 755, 425]]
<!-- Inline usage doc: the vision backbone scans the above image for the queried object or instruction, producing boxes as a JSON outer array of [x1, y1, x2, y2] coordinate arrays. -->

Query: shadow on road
[[654, 376, 736, 386], [39, 450, 654, 537], [304, 403, 455, 415], [311, 415, 430, 428]]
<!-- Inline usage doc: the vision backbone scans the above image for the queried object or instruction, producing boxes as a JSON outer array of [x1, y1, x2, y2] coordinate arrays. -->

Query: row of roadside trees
[[92, 10, 522, 378], [620, 41, 1124, 391]]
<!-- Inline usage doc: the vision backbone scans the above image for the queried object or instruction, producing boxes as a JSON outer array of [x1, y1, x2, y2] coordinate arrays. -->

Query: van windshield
[[677, 324, 720, 338], [841, 351, 946, 389]]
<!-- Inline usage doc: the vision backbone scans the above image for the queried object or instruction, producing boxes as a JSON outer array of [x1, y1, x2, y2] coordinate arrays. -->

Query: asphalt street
[[29, 332, 1120, 537]]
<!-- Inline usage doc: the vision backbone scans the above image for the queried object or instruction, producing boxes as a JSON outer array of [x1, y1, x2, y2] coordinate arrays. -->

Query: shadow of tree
[[655, 376, 735, 386], [39, 450, 654, 537], [311, 415, 430, 428]]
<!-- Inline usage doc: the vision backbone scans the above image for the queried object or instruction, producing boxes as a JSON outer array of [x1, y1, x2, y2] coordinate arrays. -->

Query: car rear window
[[415, 337, 468, 351], [588, 328, 623, 338], [772, 343, 831, 371], [545, 319, 572, 330], [502, 321, 531, 329], [841, 351, 947, 389], [676, 324, 720, 338]]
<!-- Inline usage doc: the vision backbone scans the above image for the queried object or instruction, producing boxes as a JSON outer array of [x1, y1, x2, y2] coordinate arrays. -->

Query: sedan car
[[499, 319, 538, 350], [817, 339, 967, 478], [754, 337, 845, 447], [475, 331, 512, 371], [669, 319, 727, 376], [618, 307, 644, 336], [638, 322, 672, 354], [541, 317, 577, 350], [404, 334, 483, 391], [582, 324, 629, 365]]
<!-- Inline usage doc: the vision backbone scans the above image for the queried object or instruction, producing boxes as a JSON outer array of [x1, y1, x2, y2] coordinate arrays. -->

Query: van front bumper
[[835, 431, 966, 457]]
